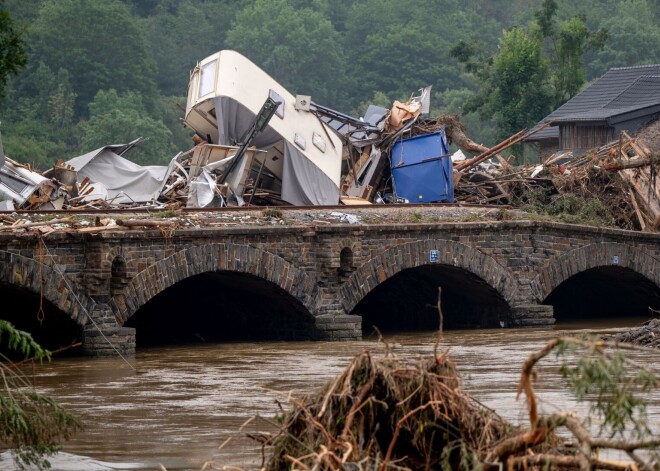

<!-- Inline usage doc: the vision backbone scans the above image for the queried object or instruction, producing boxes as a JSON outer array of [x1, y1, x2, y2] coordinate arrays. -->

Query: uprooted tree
[[248, 337, 658, 470], [0, 320, 81, 470]]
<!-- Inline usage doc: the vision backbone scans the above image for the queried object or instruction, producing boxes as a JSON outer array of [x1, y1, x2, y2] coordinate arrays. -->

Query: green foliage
[[454, 0, 609, 141], [352, 91, 392, 117], [556, 339, 658, 440], [142, 1, 226, 96], [585, 0, 660, 76], [0, 1, 27, 102], [452, 27, 554, 143], [265, 208, 283, 219], [29, 0, 157, 117], [546, 194, 614, 225], [0, 320, 49, 362], [78, 89, 174, 165], [153, 95, 194, 153], [490, 27, 553, 139], [534, 0, 608, 106], [344, 0, 478, 109], [0, 321, 81, 471], [513, 186, 552, 213], [440, 439, 481, 471], [513, 188, 616, 226], [226, 0, 347, 107], [1, 0, 659, 166], [534, 0, 558, 38], [153, 208, 177, 218]]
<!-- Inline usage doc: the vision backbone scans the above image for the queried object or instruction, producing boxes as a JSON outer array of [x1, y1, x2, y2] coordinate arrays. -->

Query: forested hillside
[[1, 0, 659, 168]]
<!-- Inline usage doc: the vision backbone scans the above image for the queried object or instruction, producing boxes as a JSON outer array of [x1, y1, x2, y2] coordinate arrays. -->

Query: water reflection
[[17, 320, 660, 471]]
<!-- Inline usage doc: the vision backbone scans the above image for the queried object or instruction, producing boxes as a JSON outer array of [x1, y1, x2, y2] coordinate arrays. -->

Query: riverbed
[[3, 318, 659, 471]]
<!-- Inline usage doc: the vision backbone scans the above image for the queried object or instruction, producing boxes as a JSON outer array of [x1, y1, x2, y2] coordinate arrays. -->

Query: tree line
[[0, 0, 659, 168]]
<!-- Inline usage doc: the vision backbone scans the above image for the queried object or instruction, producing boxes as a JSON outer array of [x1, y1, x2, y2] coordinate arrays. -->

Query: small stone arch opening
[[353, 264, 509, 334], [544, 266, 660, 324], [0, 282, 82, 354], [125, 271, 316, 347], [338, 247, 354, 278], [110, 256, 128, 295]]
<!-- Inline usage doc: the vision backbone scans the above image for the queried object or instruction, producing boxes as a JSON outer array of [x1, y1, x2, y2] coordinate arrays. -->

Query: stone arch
[[0, 250, 92, 326], [116, 243, 321, 323], [531, 242, 660, 303], [340, 239, 517, 313]]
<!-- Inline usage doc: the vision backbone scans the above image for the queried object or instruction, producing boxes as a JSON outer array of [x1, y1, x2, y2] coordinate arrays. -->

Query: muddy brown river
[[2, 319, 659, 470]]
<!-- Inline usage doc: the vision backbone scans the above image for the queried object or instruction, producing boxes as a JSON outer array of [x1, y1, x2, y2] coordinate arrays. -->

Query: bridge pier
[[81, 304, 136, 356], [507, 304, 555, 328], [314, 313, 362, 340]]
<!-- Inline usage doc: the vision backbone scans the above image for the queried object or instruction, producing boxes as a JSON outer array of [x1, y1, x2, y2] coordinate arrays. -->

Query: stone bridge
[[1, 218, 659, 355]]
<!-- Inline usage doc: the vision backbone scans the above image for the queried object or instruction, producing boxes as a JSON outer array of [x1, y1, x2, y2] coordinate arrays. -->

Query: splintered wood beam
[[116, 219, 177, 227], [629, 188, 647, 231]]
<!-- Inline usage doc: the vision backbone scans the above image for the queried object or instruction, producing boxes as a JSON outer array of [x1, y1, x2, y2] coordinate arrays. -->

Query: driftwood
[[255, 336, 658, 471], [604, 318, 660, 348], [436, 287, 443, 333], [511, 337, 658, 471], [455, 121, 553, 173], [603, 157, 653, 171], [437, 115, 514, 171], [115, 219, 177, 228], [454, 128, 527, 172], [75, 225, 131, 234], [262, 351, 509, 471], [0, 217, 73, 232]]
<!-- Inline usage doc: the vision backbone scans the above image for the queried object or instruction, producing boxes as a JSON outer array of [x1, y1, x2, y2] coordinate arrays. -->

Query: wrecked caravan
[[184, 50, 344, 206]]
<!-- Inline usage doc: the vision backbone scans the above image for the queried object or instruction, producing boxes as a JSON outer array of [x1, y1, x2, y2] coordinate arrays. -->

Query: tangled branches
[[0, 321, 81, 470], [259, 338, 659, 471], [263, 351, 511, 470]]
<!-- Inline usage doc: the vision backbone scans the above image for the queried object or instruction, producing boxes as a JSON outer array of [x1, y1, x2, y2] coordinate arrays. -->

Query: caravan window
[[187, 68, 199, 105], [199, 60, 217, 98]]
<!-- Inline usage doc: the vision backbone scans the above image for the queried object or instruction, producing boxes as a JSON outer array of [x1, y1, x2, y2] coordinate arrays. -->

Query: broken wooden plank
[[0, 217, 73, 232], [116, 219, 177, 228], [76, 225, 131, 234], [629, 188, 647, 231]]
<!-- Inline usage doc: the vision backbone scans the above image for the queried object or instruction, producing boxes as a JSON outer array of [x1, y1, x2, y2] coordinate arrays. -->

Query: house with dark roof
[[527, 64, 660, 161]]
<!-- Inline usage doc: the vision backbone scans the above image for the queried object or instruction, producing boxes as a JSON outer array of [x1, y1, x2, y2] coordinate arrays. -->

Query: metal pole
[[248, 154, 267, 205], [219, 97, 279, 185]]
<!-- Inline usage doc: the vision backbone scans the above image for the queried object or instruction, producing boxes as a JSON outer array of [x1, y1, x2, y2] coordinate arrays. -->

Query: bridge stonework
[[0, 220, 658, 355]]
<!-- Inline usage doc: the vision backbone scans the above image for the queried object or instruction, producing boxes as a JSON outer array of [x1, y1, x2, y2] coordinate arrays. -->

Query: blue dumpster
[[390, 130, 454, 203]]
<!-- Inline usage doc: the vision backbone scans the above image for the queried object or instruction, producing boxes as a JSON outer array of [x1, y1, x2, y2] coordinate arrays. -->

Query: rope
[[37, 237, 135, 370], [35, 240, 46, 326], [160, 226, 175, 256]]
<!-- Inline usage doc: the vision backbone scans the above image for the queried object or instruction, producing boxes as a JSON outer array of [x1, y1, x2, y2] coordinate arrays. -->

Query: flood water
[[4, 318, 659, 471]]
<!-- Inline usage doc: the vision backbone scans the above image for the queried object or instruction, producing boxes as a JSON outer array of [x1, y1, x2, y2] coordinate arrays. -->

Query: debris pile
[[525, 125, 660, 230], [260, 351, 512, 470], [0, 49, 658, 233], [605, 317, 660, 348], [1, 106, 658, 235], [255, 338, 659, 471]]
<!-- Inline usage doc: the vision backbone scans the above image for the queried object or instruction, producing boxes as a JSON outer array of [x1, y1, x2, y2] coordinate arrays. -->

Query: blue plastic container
[[390, 130, 454, 203]]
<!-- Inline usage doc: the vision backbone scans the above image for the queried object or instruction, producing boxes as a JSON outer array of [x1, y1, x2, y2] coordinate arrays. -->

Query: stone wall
[[1, 219, 658, 355]]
